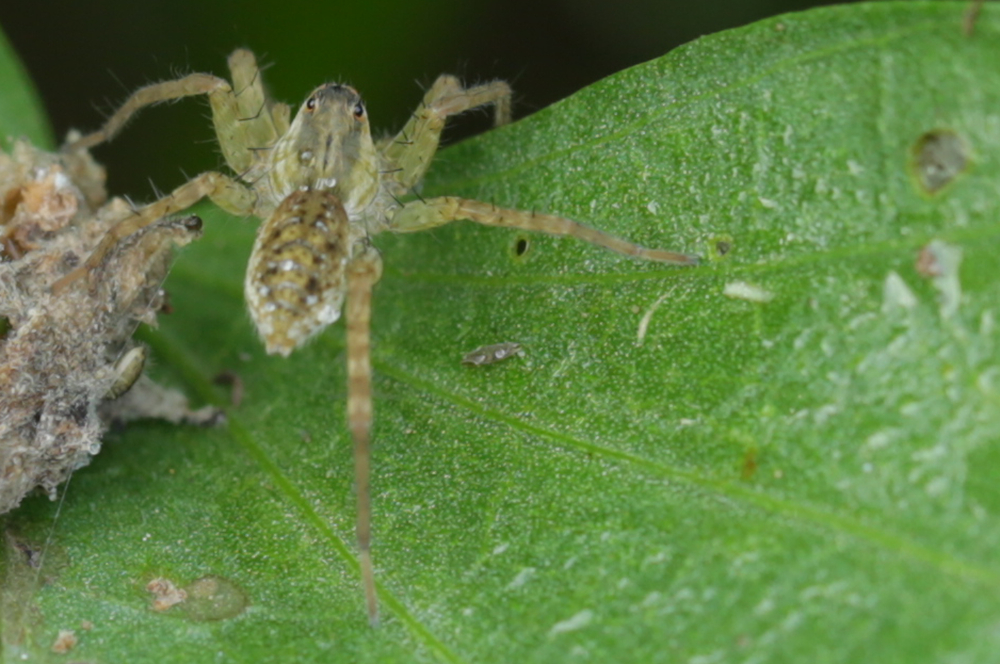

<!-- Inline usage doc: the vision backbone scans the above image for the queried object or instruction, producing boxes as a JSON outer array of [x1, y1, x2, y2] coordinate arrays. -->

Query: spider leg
[[216, 49, 289, 174], [346, 243, 383, 626], [52, 171, 255, 294], [380, 75, 511, 192], [63, 73, 230, 153], [388, 196, 700, 265], [64, 49, 286, 177]]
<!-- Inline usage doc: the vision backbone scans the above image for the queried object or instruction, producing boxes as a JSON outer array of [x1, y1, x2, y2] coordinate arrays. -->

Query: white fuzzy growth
[[723, 281, 775, 303]]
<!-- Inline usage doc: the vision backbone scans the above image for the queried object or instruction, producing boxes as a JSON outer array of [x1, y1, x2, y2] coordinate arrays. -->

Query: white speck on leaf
[[549, 609, 594, 636], [922, 239, 963, 317], [882, 271, 918, 311], [636, 288, 675, 346], [506, 567, 536, 590], [723, 281, 775, 303]]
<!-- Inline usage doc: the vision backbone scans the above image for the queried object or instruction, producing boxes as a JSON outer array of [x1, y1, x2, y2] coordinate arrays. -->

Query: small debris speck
[[147, 577, 187, 612], [51, 629, 77, 654], [549, 609, 594, 636]]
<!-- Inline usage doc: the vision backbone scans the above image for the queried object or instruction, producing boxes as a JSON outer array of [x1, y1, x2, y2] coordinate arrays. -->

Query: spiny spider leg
[[391, 196, 700, 265], [67, 73, 225, 152], [51, 171, 254, 293], [65, 50, 288, 176], [381, 75, 511, 192], [345, 243, 383, 626], [244, 185, 382, 624], [55, 50, 290, 294]]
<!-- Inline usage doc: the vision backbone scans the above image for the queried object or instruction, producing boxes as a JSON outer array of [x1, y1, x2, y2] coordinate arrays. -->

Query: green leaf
[[4, 2, 1000, 661], [0, 26, 52, 149]]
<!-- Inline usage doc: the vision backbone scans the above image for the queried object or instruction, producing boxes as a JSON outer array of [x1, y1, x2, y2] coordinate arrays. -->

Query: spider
[[55, 49, 699, 624]]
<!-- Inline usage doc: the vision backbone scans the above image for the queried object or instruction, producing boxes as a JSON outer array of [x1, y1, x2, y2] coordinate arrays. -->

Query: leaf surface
[[0, 27, 50, 149]]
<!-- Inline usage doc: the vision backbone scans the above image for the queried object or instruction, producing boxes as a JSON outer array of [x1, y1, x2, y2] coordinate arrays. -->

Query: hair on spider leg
[[146, 178, 166, 200], [394, 128, 414, 146], [242, 166, 269, 187], [193, 133, 225, 148], [166, 58, 198, 80], [253, 52, 279, 77], [233, 60, 263, 97], [236, 97, 268, 124]]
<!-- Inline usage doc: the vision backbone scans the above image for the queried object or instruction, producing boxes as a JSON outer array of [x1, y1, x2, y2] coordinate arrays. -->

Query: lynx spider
[[56, 49, 699, 624]]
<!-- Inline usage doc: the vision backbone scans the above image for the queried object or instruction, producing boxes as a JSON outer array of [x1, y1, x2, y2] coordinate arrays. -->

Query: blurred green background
[[0, 0, 850, 197]]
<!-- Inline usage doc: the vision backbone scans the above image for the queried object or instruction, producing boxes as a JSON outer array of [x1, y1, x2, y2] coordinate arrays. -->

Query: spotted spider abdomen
[[244, 188, 351, 357]]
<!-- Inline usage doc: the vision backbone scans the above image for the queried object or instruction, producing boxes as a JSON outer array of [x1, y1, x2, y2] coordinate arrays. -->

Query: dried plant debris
[[146, 577, 188, 612], [0, 139, 218, 515], [50, 629, 77, 654]]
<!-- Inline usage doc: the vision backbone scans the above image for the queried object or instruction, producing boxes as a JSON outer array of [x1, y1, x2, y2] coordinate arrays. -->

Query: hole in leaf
[[513, 235, 530, 258], [911, 129, 968, 195], [707, 234, 733, 261]]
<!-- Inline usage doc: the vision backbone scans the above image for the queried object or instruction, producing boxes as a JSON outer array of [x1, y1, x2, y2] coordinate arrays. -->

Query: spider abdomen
[[244, 188, 351, 357]]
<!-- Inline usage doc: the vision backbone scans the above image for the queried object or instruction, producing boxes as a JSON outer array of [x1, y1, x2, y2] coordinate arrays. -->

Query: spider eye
[[305, 97, 318, 111], [353, 102, 365, 119]]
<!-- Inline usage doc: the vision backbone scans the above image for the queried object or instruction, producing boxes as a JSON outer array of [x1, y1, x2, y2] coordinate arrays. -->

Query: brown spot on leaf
[[50, 629, 77, 654]]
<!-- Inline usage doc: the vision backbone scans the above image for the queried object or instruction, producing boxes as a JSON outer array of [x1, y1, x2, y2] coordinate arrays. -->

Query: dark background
[[1, 0, 850, 198]]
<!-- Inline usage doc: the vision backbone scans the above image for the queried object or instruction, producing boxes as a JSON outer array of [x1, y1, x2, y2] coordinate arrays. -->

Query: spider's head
[[272, 83, 379, 214]]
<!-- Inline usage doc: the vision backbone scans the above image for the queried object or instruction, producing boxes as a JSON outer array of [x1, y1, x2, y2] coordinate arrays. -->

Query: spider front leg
[[64, 72, 229, 153], [64, 49, 288, 176], [389, 196, 700, 265], [381, 75, 512, 191], [345, 243, 384, 626], [52, 171, 255, 293]]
